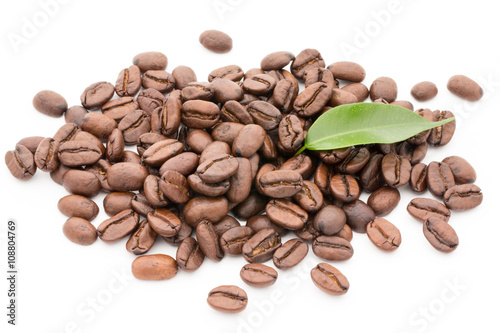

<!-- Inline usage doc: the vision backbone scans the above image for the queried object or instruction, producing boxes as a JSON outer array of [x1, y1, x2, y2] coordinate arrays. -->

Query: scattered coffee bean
[[199, 30, 233, 53], [407, 198, 451, 222], [240, 263, 278, 287], [131, 254, 177, 280], [176, 237, 205, 272], [126, 219, 157, 255], [367, 186, 400, 217], [207, 285, 248, 313], [58, 194, 99, 221], [411, 81, 438, 101], [33, 90, 68, 117], [447, 75, 483, 101], [443, 184, 483, 211], [273, 238, 308, 269], [63, 217, 97, 246], [366, 218, 401, 252], [423, 217, 459, 253], [311, 263, 349, 296]]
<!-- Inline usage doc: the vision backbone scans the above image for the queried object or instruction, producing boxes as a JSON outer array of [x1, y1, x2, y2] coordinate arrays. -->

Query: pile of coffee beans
[[5, 44, 484, 314]]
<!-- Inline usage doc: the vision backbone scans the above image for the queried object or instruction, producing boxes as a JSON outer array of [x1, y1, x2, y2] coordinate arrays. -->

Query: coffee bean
[[81, 113, 117, 140], [314, 163, 333, 195], [278, 114, 304, 152], [294, 82, 333, 117], [58, 194, 99, 221], [272, 238, 308, 270], [312, 235, 354, 261], [329, 89, 358, 107], [246, 215, 287, 237], [406, 108, 433, 145], [427, 110, 455, 146], [233, 192, 267, 219], [259, 134, 278, 160], [33, 90, 67, 117], [219, 226, 254, 255], [211, 79, 244, 104], [107, 162, 149, 191], [101, 97, 138, 122], [410, 163, 428, 192], [291, 48, 325, 80], [381, 153, 411, 188], [151, 90, 182, 136], [207, 285, 248, 313], [226, 157, 252, 203], [311, 263, 349, 296], [188, 174, 229, 197], [213, 215, 240, 236], [377, 143, 398, 155], [183, 196, 229, 227], [442, 156, 477, 184], [294, 217, 321, 242], [242, 228, 282, 263], [258, 170, 303, 198], [16, 136, 44, 154], [147, 208, 182, 237], [220, 100, 253, 124], [126, 219, 157, 255], [103, 192, 135, 216], [266, 199, 308, 230], [398, 141, 428, 165], [313, 205, 346, 236], [261, 51, 295, 70], [407, 198, 451, 222], [271, 79, 298, 113], [186, 130, 213, 154], [137, 133, 167, 156], [426, 161, 456, 197], [423, 217, 459, 253], [172, 65, 197, 90], [176, 237, 204, 272], [62, 217, 97, 246], [104, 129, 124, 163], [163, 220, 193, 245], [447, 75, 483, 101], [52, 123, 80, 144], [342, 199, 375, 233], [97, 209, 139, 243], [196, 154, 239, 183], [50, 164, 76, 185], [443, 184, 483, 211], [359, 153, 385, 192], [199, 30, 233, 53], [131, 254, 177, 280], [327, 61, 366, 82], [196, 220, 224, 262], [131, 193, 154, 217], [334, 224, 353, 242], [411, 81, 438, 101], [57, 140, 101, 167], [73, 131, 105, 155], [181, 82, 214, 101], [62, 169, 101, 197], [329, 174, 360, 203], [336, 147, 370, 174], [247, 101, 282, 130], [159, 152, 199, 176], [80, 82, 114, 110], [142, 70, 175, 93], [181, 100, 220, 129], [133, 52, 167, 72], [34, 137, 59, 172], [341, 83, 369, 102], [115, 65, 141, 97], [304, 67, 338, 88], [279, 154, 315, 179], [122, 151, 142, 164], [84, 159, 112, 192], [240, 263, 278, 288], [242, 74, 276, 96], [159, 170, 190, 204], [137, 88, 166, 115], [117, 109, 151, 144], [370, 77, 398, 102], [294, 180, 324, 213], [143, 175, 169, 207], [367, 186, 400, 216], [366, 218, 401, 251], [232, 124, 266, 158], [142, 139, 183, 167], [391, 100, 414, 110]]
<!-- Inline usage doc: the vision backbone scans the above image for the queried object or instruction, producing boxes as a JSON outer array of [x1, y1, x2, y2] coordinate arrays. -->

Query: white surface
[[1, 0, 499, 332]]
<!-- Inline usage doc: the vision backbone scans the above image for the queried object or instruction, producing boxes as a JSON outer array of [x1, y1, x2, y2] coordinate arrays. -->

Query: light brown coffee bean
[[366, 218, 401, 252], [311, 263, 349, 296], [58, 194, 99, 221], [411, 81, 438, 101], [62, 217, 97, 246], [240, 263, 278, 287], [126, 220, 157, 255], [97, 209, 139, 243], [207, 285, 248, 313], [447, 75, 483, 101], [131, 254, 178, 280], [423, 217, 459, 253], [273, 238, 308, 269]]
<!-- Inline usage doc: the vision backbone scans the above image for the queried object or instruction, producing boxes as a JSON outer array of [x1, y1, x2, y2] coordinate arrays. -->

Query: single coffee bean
[[219, 226, 254, 255], [137, 88, 166, 116], [80, 82, 114, 110], [107, 162, 149, 192], [410, 163, 428, 192], [101, 96, 139, 121], [172, 65, 197, 90], [329, 89, 358, 107], [186, 130, 213, 154], [329, 174, 360, 203], [336, 147, 370, 174], [32, 90, 68, 117], [244, 68, 266, 80], [122, 151, 142, 164], [207, 285, 248, 314], [72, 131, 105, 155], [443, 184, 483, 211], [117, 109, 151, 144], [188, 174, 229, 197], [176, 237, 204, 272], [261, 51, 295, 70], [259, 134, 278, 160], [103, 192, 134, 216], [159, 170, 190, 204], [342, 199, 375, 233], [196, 154, 239, 183], [84, 159, 112, 192], [427, 110, 456, 146], [294, 180, 324, 213], [312, 235, 354, 261], [381, 153, 411, 188], [366, 218, 401, 252], [142, 70, 175, 93], [398, 141, 428, 165], [279, 154, 315, 179], [143, 139, 183, 167], [367, 186, 400, 217], [266, 199, 308, 231], [183, 196, 229, 227], [159, 152, 198, 176], [411, 81, 438, 101], [133, 51, 167, 72], [447, 75, 483, 101], [181, 100, 220, 129], [406, 108, 433, 145], [232, 124, 266, 157], [126, 220, 157, 255], [334, 223, 353, 242], [181, 82, 214, 101], [247, 101, 282, 130], [291, 48, 325, 80], [58, 194, 99, 221], [227, 158, 252, 203], [151, 90, 182, 136], [196, 220, 224, 262], [246, 215, 287, 237], [341, 83, 369, 102], [359, 153, 385, 192], [143, 175, 169, 207], [16, 136, 44, 154], [278, 114, 304, 152], [62, 169, 100, 197], [294, 82, 332, 117], [314, 163, 333, 195], [370, 77, 398, 102], [199, 30, 232, 53], [304, 67, 338, 88], [220, 100, 253, 124], [240, 263, 278, 288], [313, 205, 346, 236], [147, 208, 182, 237], [58, 140, 102, 167], [131, 193, 154, 217], [50, 164, 77, 185], [115, 65, 141, 97], [272, 238, 308, 270], [423, 217, 459, 253], [163, 219, 193, 245], [311, 263, 349, 296], [131, 254, 177, 281], [137, 133, 167, 156], [81, 113, 117, 140], [426, 161, 456, 197], [242, 74, 276, 96], [271, 79, 298, 113], [391, 100, 414, 110], [97, 209, 139, 243], [442, 156, 477, 184], [407, 198, 451, 222], [62, 217, 97, 246], [258, 170, 303, 198], [327, 61, 366, 82], [34, 137, 59, 172], [211, 77, 244, 101], [377, 143, 398, 155], [233, 192, 268, 219], [105, 129, 124, 163], [242, 228, 282, 263], [213, 215, 240, 236], [53, 123, 80, 144], [294, 216, 321, 242], [64, 106, 88, 128]]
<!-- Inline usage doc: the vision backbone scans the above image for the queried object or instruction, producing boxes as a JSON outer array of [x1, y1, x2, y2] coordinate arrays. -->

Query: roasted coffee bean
[[159, 152, 199, 176], [126, 220, 157, 255], [183, 196, 229, 227], [176, 237, 204, 272], [329, 174, 360, 203], [261, 51, 295, 70], [71, 132, 104, 156], [242, 74, 276, 96], [58, 195, 99, 221], [142, 139, 183, 167], [399, 141, 428, 165], [136, 133, 167, 156], [334, 224, 353, 242], [105, 129, 124, 163], [271, 238, 308, 269], [342, 199, 375, 233], [423, 217, 459, 253], [196, 220, 224, 262], [341, 83, 369, 102], [131, 254, 177, 281], [244, 68, 266, 79], [291, 48, 325, 80], [447, 75, 483, 101], [65, 106, 88, 127], [219, 226, 254, 255], [278, 114, 304, 151], [103, 192, 135, 216], [427, 110, 456, 146], [117, 109, 150, 144], [233, 192, 268, 219], [97, 209, 139, 243], [80, 82, 114, 110], [185, 130, 213, 154], [240, 263, 278, 288], [312, 235, 354, 261], [131, 193, 154, 217], [172, 65, 197, 90], [411, 81, 438, 101], [207, 285, 248, 314], [199, 30, 233, 53], [101, 96, 139, 122], [294, 216, 321, 242], [52, 123, 80, 144], [16, 136, 44, 154], [272, 79, 298, 113], [266, 199, 308, 230], [407, 198, 451, 222], [200, 141, 231, 164], [147, 208, 182, 237], [163, 220, 193, 245], [211, 79, 244, 104], [327, 61, 366, 82], [359, 153, 385, 192], [381, 153, 411, 188], [32, 90, 68, 117], [81, 113, 117, 140], [62, 217, 97, 246], [138, 89, 167, 117], [34, 137, 59, 172], [107, 162, 148, 191], [246, 215, 287, 237], [247, 101, 282, 130], [239, 93, 260, 106], [426, 161, 455, 197], [391, 100, 414, 110], [367, 186, 400, 217], [329, 88, 358, 107], [314, 163, 333, 195], [151, 90, 182, 136], [443, 184, 483, 211], [142, 70, 175, 93], [294, 180, 324, 213], [84, 159, 112, 192], [181, 82, 214, 101], [294, 82, 332, 117], [311, 263, 349, 296], [258, 170, 303, 198], [196, 154, 239, 183], [221, 100, 254, 124], [57, 140, 102, 167], [133, 51, 167, 71], [259, 134, 278, 160], [213, 215, 240, 236], [336, 147, 370, 174], [210, 123, 244, 146], [366, 218, 401, 251], [50, 164, 77, 185], [279, 154, 315, 179], [304, 67, 338, 88], [269, 68, 299, 90], [232, 124, 266, 158], [123, 150, 144, 164], [313, 205, 346, 236], [242, 228, 282, 263], [159, 170, 190, 204], [442, 156, 477, 184], [143, 175, 169, 207], [181, 100, 220, 129], [410, 163, 428, 192], [226, 158, 252, 203], [62, 169, 101, 197], [377, 143, 398, 155], [370, 77, 398, 102], [406, 108, 433, 145], [115, 65, 141, 97], [188, 174, 229, 196]]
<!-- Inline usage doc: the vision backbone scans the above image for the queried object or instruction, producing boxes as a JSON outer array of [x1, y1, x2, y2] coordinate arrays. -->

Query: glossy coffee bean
[[118, 109, 151, 144], [294, 217, 321, 242], [426, 161, 456, 197], [294, 82, 332, 117], [304, 67, 338, 88], [334, 224, 353, 242], [294, 180, 324, 213], [73, 131, 105, 155], [233, 192, 268, 219], [247, 101, 282, 131], [447, 75, 483, 101], [411, 81, 438, 101], [327, 61, 366, 82], [312, 235, 354, 261], [278, 114, 304, 151], [142, 70, 175, 93], [131, 193, 154, 217], [53, 122, 80, 145], [366, 218, 401, 251], [196, 220, 224, 262], [207, 285, 248, 314], [318, 147, 351, 165], [151, 90, 182, 136], [176, 237, 204, 272], [106, 128, 125, 163], [367, 186, 400, 216], [226, 157, 252, 203], [58, 140, 102, 167], [381, 153, 411, 188], [34, 137, 59, 172], [342, 199, 375, 233], [219, 226, 254, 255], [137, 133, 167, 156], [181, 100, 220, 129], [181, 82, 214, 101], [410, 163, 428, 192], [97, 209, 139, 243], [62, 170, 101, 197], [183, 196, 229, 227], [84, 159, 112, 192], [62, 217, 97, 246], [147, 208, 182, 237], [131, 254, 177, 281], [107, 162, 149, 192], [291, 48, 325, 80], [427, 110, 455, 146], [80, 82, 114, 110], [442, 156, 476, 184], [232, 125, 266, 158], [81, 113, 117, 140], [103, 192, 134, 216], [279, 154, 315, 179], [329, 174, 360, 203], [242, 74, 276, 96], [213, 215, 240, 236], [272, 238, 308, 269], [311, 263, 349, 296], [266, 199, 308, 230], [359, 153, 385, 192], [407, 198, 451, 222], [370, 77, 398, 103], [58, 194, 99, 221], [399, 141, 428, 165], [163, 220, 193, 245], [423, 217, 459, 253], [336, 147, 370, 174], [240, 263, 278, 288], [258, 170, 303, 198], [159, 170, 190, 204], [443, 184, 483, 211], [142, 139, 183, 167], [196, 154, 239, 183], [143, 175, 169, 207], [246, 215, 287, 237], [313, 205, 346, 236], [406, 108, 433, 145], [314, 163, 333, 195], [242, 228, 282, 263], [220, 100, 253, 124], [126, 220, 157, 255]]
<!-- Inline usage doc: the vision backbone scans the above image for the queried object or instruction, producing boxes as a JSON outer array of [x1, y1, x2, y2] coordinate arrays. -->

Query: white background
[[1, 0, 499, 332]]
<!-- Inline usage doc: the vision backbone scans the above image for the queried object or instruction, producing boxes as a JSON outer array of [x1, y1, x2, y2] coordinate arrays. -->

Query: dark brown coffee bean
[[278, 114, 304, 151], [84, 159, 112, 192], [411, 81, 438, 101], [210, 79, 244, 104], [327, 61, 366, 82], [442, 156, 477, 184], [240, 263, 278, 288], [142, 139, 183, 167], [104, 129, 124, 163], [172, 65, 197, 90], [279, 154, 315, 179], [207, 285, 247, 313], [377, 143, 398, 155], [266, 199, 308, 230], [254, 163, 277, 193], [381, 153, 411, 188], [247, 101, 282, 130], [133, 52, 167, 72], [242, 74, 276, 96], [80, 82, 114, 110], [311, 263, 349, 295], [62, 170, 100, 197], [427, 161, 456, 197], [159, 170, 190, 204], [293, 216, 321, 242], [196, 220, 224, 262], [294, 180, 324, 213], [232, 124, 266, 158], [447, 75, 483, 101], [115, 65, 141, 97], [258, 170, 303, 198], [407, 198, 451, 222], [126, 219, 157, 255], [314, 163, 333, 195], [103, 192, 134, 216], [370, 77, 398, 102], [261, 51, 295, 70], [131, 254, 177, 281], [313, 205, 346, 236], [64, 106, 88, 127], [410, 163, 428, 192], [291, 48, 325, 80], [242, 228, 282, 263], [183, 196, 229, 227], [336, 147, 370, 174], [359, 153, 385, 192], [399, 141, 428, 165], [97, 209, 139, 243], [176, 237, 204, 272], [142, 70, 175, 93], [52, 123, 79, 145], [367, 186, 400, 217], [232, 193, 267, 219], [57, 140, 102, 167], [163, 219, 193, 245], [271, 238, 308, 269], [443, 184, 483, 211], [271, 79, 298, 113], [107, 162, 148, 192], [423, 217, 459, 253], [33, 137, 59, 172], [312, 235, 353, 261], [219, 226, 254, 255], [406, 108, 433, 145], [427, 110, 456, 146], [213, 215, 240, 236], [196, 154, 239, 183], [200, 30, 233, 53], [329, 174, 360, 203], [258, 134, 278, 160], [147, 208, 182, 237], [58, 194, 99, 221], [341, 83, 369, 102], [62, 217, 97, 246], [181, 82, 214, 101], [366, 218, 401, 251], [342, 199, 375, 233], [181, 100, 220, 129], [159, 152, 199, 176], [294, 82, 333, 117], [131, 193, 154, 217], [143, 175, 169, 207]]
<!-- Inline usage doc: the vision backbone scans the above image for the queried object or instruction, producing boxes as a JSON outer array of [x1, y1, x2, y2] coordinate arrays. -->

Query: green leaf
[[296, 103, 455, 154]]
